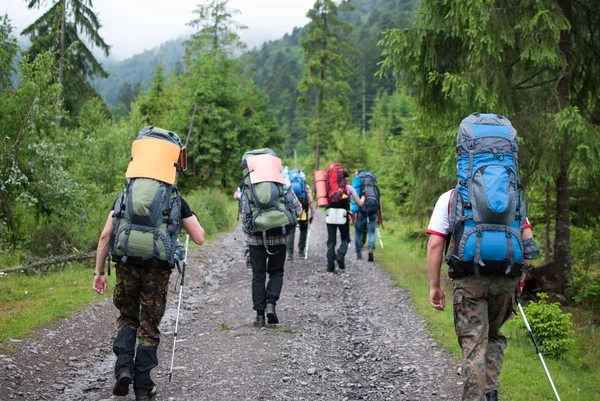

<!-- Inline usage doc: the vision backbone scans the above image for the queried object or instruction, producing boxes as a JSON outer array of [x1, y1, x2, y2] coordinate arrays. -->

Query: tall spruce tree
[[178, 0, 280, 188], [379, 0, 600, 293], [22, 0, 110, 123], [298, 0, 356, 170]]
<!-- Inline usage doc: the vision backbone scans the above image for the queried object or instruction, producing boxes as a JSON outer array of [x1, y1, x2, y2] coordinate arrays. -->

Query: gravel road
[[0, 211, 462, 401]]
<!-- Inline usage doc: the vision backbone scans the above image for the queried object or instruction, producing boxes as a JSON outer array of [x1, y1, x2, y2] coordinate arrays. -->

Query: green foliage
[[183, 188, 236, 240], [517, 293, 575, 358], [22, 0, 110, 122], [569, 226, 600, 309], [0, 15, 18, 91], [298, 0, 357, 168]]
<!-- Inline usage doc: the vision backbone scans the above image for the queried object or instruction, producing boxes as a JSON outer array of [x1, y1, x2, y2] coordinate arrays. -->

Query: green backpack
[[110, 127, 186, 267], [239, 148, 298, 236]]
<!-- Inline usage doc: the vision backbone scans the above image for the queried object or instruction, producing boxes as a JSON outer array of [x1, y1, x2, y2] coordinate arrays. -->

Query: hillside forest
[[1, 0, 600, 315]]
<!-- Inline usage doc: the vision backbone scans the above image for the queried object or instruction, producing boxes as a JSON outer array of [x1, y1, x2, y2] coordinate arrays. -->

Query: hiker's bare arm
[[350, 186, 365, 207], [519, 227, 534, 289], [427, 234, 446, 311], [183, 215, 205, 245], [93, 211, 113, 294], [307, 190, 316, 217]]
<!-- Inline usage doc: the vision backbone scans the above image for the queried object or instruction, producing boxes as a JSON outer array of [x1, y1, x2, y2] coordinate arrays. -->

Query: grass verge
[[0, 190, 239, 352], [376, 218, 600, 401]]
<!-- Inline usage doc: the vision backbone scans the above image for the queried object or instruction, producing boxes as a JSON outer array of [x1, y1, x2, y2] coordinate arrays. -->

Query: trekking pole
[[168, 234, 189, 383], [376, 227, 384, 249], [304, 210, 311, 260], [516, 297, 561, 401]]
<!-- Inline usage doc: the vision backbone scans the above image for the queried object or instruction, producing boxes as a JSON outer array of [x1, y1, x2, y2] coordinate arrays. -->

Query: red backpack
[[326, 163, 347, 204]]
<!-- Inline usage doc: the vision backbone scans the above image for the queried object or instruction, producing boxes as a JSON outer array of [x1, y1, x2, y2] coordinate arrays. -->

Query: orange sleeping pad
[[126, 138, 181, 185]]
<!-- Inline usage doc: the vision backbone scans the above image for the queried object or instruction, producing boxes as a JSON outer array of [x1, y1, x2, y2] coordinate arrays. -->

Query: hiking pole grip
[[169, 234, 190, 383], [516, 298, 561, 401]]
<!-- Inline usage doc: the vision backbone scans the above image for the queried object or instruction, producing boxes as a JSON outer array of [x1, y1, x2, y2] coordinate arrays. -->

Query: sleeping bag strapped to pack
[[314, 170, 328, 207], [352, 170, 380, 214], [447, 113, 527, 278], [326, 163, 347, 204], [111, 126, 187, 268], [239, 148, 298, 235], [289, 168, 308, 208]]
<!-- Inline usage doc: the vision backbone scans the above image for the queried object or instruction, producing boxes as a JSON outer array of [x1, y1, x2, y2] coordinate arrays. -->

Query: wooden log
[[0, 252, 96, 273]]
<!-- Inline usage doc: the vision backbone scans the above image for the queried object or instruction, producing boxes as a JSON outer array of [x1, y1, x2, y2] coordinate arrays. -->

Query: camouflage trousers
[[113, 263, 172, 347], [452, 275, 518, 401]]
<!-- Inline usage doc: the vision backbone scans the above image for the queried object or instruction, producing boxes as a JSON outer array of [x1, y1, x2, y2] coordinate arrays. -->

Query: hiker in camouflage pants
[[452, 275, 518, 400], [426, 188, 536, 401], [113, 263, 171, 346]]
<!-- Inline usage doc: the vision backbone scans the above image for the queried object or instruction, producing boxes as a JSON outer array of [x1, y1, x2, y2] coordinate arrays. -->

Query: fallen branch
[[1, 252, 96, 273]]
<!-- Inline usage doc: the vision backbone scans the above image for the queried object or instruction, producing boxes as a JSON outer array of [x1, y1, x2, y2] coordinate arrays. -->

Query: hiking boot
[[327, 262, 335, 273], [298, 249, 304, 257], [112, 372, 132, 396], [135, 385, 157, 401], [368, 252, 374, 262], [253, 314, 265, 327], [337, 258, 345, 270], [266, 303, 279, 324], [357, 252, 362, 260], [485, 390, 498, 401]]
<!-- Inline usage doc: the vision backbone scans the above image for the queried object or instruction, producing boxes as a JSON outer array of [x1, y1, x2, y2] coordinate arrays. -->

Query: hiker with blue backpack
[[426, 114, 539, 401], [351, 170, 382, 262], [92, 127, 205, 401], [286, 169, 316, 261], [238, 149, 303, 327]]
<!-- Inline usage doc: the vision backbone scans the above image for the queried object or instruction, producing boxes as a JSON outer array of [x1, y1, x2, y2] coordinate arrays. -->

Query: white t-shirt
[[426, 189, 531, 239]]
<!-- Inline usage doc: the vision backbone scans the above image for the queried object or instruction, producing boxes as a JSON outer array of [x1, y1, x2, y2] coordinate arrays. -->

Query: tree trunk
[[362, 76, 366, 136], [57, 0, 65, 127], [544, 183, 552, 264], [552, 0, 573, 294]]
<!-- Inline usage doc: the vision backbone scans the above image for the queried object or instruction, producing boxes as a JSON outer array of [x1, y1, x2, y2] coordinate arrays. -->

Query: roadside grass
[[0, 191, 239, 352], [376, 218, 600, 401]]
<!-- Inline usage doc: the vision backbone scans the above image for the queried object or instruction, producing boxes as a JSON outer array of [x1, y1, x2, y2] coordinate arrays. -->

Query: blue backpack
[[351, 170, 380, 214], [289, 168, 308, 208], [446, 113, 527, 278]]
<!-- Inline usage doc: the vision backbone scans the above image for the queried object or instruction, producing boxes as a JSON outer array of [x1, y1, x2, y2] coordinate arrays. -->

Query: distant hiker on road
[[426, 114, 539, 401], [351, 169, 382, 262], [286, 168, 316, 261], [238, 149, 302, 327], [93, 127, 205, 401], [317, 163, 364, 273]]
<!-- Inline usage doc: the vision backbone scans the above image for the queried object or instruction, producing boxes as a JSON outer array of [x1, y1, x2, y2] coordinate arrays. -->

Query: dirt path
[[0, 211, 462, 401]]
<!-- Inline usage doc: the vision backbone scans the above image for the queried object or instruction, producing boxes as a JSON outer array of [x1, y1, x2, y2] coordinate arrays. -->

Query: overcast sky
[[2, 0, 316, 61]]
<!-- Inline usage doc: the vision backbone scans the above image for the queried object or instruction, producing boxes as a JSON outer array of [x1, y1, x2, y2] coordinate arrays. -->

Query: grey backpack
[[238, 148, 298, 236]]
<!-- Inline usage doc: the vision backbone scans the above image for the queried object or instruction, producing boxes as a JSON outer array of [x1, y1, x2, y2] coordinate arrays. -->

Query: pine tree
[[379, 0, 600, 293], [298, 0, 356, 170], [22, 0, 110, 124]]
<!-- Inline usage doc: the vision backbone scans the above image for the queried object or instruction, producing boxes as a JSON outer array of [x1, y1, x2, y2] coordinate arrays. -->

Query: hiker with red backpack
[[92, 127, 205, 401], [317, 163, 365, 273], [426, 114, 540, 401], [238, 149, 303, 327]]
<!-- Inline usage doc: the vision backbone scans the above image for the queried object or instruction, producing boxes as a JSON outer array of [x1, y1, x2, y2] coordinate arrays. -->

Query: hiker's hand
[[430, 288, 445, 311], [93, 275, 108, 295], [309, 217, 314, 224], [376, 215, 381, 226]]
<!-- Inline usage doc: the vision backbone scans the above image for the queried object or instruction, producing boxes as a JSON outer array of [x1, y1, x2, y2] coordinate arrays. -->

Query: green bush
[[569, 226, 600, 309], [517, 293, 575, 358], [184, 188, 236, 239]]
